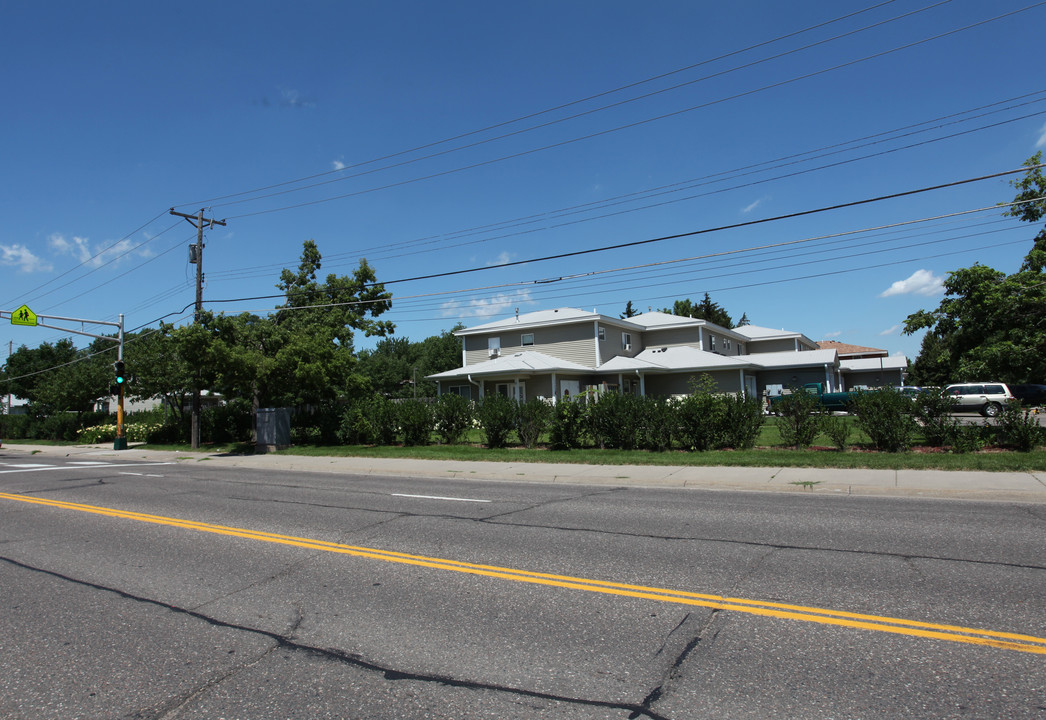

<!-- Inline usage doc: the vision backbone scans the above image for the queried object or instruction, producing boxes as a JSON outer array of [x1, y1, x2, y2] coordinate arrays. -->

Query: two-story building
[[428, 307, 906, 402]]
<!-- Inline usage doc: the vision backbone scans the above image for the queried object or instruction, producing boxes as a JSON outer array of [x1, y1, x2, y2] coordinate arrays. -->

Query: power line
[[174, 0, 910, 210], [213, 2, 1045, 221], [206, 89, 1046, 283]]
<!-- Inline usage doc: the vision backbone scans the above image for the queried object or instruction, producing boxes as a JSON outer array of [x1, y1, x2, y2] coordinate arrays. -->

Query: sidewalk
[[2, 443, 1045, 503]]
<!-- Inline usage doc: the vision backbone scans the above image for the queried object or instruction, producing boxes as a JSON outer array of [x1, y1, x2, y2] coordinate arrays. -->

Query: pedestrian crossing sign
[[11, 304, 37, 326]]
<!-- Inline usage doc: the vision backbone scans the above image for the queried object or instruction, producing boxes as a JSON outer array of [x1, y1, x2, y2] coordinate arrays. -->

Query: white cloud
[[332, 159, 346, 171], [822, 330, 843, 338], [0, 243, 52, 273], [48, 233, 152, 268], [741, 198, 764, 214], [441, 290, 533, 319], [1037, 121, 1046, 148], [486, 251, 514, 267], [879, 269, 944, 298], [879, 324, 901, 336]]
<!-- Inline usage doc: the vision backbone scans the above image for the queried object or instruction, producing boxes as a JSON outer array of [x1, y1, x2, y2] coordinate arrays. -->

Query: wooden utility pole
[[169, 208, 226, 449]]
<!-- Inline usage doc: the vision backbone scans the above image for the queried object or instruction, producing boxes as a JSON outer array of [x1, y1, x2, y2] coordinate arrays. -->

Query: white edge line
[[391, 493, 491, 503], [0, 462, 175, 475]]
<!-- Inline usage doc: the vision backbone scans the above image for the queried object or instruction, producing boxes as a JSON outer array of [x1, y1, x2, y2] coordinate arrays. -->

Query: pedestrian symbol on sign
[[10, 304, 38, 327]]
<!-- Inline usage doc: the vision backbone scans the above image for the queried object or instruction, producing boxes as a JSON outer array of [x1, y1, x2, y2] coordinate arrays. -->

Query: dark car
[[1010, 384, 1046, 407]]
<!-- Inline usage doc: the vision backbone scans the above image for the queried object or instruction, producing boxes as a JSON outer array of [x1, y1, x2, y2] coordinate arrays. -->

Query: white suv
[[944, 382, 1015, 417]]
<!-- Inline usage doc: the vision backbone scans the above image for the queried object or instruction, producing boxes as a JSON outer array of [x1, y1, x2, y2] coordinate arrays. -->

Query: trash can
[[255, 407, 291, 452]]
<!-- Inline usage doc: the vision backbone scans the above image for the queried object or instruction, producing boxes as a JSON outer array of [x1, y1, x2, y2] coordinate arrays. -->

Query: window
[[598, 326, 606, 341], [622, 332, 632, 350], [496, 382, 526, 401], [521, 333, 534, 347], [448, 385, 471, 400], [488, 337, 501, 357], [710, 335, 716, 352], [724, 338, 731, 351]]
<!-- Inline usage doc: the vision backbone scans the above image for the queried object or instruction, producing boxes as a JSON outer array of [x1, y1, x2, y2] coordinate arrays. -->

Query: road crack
[[1, 555, 675, 720]]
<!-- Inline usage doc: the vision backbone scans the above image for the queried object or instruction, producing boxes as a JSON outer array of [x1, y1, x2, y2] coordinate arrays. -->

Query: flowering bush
[[77, 422, 166, 444]]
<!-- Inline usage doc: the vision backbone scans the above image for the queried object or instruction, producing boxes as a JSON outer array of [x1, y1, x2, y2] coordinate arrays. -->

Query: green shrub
[[584, 392, 643, 450], [950, 423, 988, 454], [773, 387, 825, 450], [995, 401, 1045, 452], [146, 419, 186, 444], [913, 388, 959, 447], [548, 398, 585, 450], [849, 388, 918, 452], [516, 398, 552, 449], [202, 399, 252, 444], [398, 399, 433, 446], [0, 414, 30, 439], [722, 393, 764, 450], [370, 396, 399, 445], [290, 402, 342, 445], [824, 416, 852, 451], [640, 396, 674, 452], [433, 393, 473, 445], [478, 393, 517, 449], [339, 399, 373, 445], [676, 376, 729, 452]]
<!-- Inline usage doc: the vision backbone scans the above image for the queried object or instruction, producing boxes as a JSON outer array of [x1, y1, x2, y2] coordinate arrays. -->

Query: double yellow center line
[[2, 491, 1044, 655]]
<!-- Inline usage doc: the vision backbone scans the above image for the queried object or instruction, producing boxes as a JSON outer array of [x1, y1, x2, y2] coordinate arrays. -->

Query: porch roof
[[427, 350, 592, 380], [598, 346, 753, 373]]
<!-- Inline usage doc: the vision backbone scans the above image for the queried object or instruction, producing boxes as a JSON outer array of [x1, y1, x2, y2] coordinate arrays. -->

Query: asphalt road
[[1, 455, 1043, 719]]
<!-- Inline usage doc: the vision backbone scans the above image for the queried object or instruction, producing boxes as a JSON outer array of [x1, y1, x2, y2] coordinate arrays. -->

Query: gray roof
[[731, 324, 802, 340], [426, 350, 592, 380], [744, 349, 838, 369], [455, 308, 603, 335], [840, 356, 908, 372], [599, 346, 753, 373]]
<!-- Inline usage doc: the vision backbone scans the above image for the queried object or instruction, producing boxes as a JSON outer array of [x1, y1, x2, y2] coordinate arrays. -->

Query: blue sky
[[3, 0, 1045, 366]]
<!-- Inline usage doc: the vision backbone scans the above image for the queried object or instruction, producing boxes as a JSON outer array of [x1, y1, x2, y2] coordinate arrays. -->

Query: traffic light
[[114, 361, 126, 388]]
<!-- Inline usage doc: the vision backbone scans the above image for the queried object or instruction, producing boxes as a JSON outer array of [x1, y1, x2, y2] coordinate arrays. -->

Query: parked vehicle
[[1010, 383, 1046, 407], [768, 383, 856, 413], [943, 382, 1015, 417]]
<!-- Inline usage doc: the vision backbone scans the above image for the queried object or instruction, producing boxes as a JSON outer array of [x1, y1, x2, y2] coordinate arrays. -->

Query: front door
[[560, 380, 580, 400]]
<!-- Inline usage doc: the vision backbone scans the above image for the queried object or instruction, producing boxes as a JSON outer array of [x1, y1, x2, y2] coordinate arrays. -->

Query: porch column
[[638, 373, 646, 397], [824, 365, 833, 392], [551, 372, 558, 404], [739, 369, 745, 396]]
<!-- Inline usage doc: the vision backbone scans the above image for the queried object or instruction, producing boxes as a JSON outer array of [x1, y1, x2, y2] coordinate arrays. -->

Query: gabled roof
[[426, 350, 592, 380], [456, 307, 596, 335]]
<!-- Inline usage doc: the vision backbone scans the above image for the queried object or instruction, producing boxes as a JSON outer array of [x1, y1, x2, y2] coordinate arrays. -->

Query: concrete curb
[[2, 443, 1044, 503]]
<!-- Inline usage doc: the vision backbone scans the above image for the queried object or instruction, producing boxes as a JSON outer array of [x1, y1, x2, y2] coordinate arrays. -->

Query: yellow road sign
[[11, 304, 37, 326]]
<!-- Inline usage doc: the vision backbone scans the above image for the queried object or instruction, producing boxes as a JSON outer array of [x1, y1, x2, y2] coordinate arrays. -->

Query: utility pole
[[169, 208, 226, 449]]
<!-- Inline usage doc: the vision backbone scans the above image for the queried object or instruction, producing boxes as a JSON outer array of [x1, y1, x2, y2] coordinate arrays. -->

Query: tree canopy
[[661, 292, 733, 328], [904, 154, 1046, 384]]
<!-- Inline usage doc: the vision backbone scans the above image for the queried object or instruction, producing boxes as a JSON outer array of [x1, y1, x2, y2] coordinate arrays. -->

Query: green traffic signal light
[[115, 360, 126, 385]]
